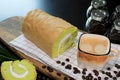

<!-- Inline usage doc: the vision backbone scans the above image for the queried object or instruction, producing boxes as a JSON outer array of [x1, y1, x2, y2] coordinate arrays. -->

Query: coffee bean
[[105, 72, 113, 78], [64, 77, 68, 80], [73, 67, 78, 70], [56, 60, 61, 64], [82, 71, 86, 75], [88, 73, 93, 78], [47, 66, 53, 72], [98, 76, 101, 80], [73, 70, 80, 74], [65, 64, 72, 70], [115, 64, 120, 69], [42, 65, 46, 69], [94, 78, 97, 80], [86, 73, 93, 80], [83, 68, 87, 71], [114, 71, 118, 74], [104, 77, 109, 80], [82, 68, 87, 75], [82, 75, 86, 79], [61, 62, 65, 66], [116, 71, 120, 77], [65, 58, 70, 62], [86, 76, 92, 80], [106, 67, 111, 70], [101, 70, 105, 74], [113, 77, 117, 80], [73, 67, 80, 74], [93, 69, 99, 76], [56, 72, 61, 77]]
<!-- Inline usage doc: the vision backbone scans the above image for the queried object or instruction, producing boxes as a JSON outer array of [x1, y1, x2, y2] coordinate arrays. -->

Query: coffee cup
[[77, 33, 119, 70]]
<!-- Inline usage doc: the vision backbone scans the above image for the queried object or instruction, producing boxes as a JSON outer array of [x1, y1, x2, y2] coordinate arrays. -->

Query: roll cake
[[1, 59, 37, 80], [22, 9, 78, 58]]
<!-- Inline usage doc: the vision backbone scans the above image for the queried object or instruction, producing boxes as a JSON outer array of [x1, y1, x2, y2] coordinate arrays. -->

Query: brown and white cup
[[77, 33, 119, 70]]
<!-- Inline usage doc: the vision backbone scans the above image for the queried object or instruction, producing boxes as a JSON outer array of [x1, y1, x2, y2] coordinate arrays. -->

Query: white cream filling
[[10, 62, 28, 78], [58, 34, 72, 55]]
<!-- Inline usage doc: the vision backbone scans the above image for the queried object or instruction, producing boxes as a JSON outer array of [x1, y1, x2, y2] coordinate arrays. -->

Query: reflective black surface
[[0, 0, 120, 30], [0, 0, 91, 30]]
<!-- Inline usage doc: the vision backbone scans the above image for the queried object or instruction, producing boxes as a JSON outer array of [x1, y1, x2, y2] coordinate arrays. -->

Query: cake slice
[[22, 9, 78, 58], [1, 59, 37, 80]]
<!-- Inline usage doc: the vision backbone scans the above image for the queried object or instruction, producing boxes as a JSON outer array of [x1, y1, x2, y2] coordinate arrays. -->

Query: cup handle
[[109, 48, 119, 56]]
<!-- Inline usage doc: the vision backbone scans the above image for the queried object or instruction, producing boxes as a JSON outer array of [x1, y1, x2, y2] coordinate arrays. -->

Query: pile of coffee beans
[[56, 57, 120, 80], [56, 58, 81, 75], [36, 71, 53, 80], [73, 67, 81, 74]]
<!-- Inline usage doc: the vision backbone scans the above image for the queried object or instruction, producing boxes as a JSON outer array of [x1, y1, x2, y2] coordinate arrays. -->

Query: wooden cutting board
[[0, 16, 74, 80]]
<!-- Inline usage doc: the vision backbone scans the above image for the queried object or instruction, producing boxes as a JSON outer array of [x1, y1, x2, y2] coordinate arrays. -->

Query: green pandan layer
[[52, 27, 78, 58], [1, 59, 37, 80]]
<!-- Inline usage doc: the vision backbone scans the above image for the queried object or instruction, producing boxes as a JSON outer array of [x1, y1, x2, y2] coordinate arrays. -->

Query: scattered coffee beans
[[47, 66, 53, 72], [104, 77, 109, 80], [82, 68, 87, 75], [64, 77, 68, 80], [105, 72, 113, 78], [56, 60, 61, 64], [73, 69, 80, 74], [65, 64, 72, 70], [42, 65, 46, 69], [86, 73, 93, 80], [113, 77, 117, 80], [94, 78, 97, 80], [61, 62, 65, 66], [106, 67, 111, 70], [115, 64, 120, 69], [56, 72, 61, 77], [93, 69, 99, 76], [98, 76, 101, 80], [83, 68, 87, 72], [54, 58, 120, 80], [82, 75, 86, 79], [37, 71, 52, 80], [73, 67, 80, 74], [101, 70, 105, 74], [65, 58, 70, 62], [116, 71, 120, 77], [114, 71, 118, 74]]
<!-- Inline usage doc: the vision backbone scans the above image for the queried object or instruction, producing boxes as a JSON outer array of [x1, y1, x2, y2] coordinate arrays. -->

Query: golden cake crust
[[22, 9, 77, 57]]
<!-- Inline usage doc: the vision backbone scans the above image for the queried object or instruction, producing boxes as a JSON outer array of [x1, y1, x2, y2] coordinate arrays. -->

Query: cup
[[77, 33, 119, 70]]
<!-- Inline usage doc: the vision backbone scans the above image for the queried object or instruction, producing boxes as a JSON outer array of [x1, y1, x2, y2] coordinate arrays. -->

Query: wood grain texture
[[0, 16, 73, 80], [0, 16, 23, 42]]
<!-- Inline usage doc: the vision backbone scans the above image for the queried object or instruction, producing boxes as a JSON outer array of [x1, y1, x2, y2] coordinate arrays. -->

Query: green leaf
[[0, 48, 20, 60], [0, 54, 17, 62]]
